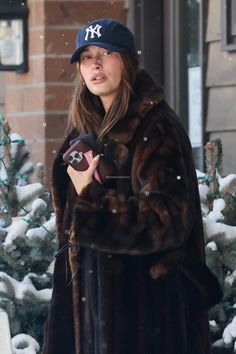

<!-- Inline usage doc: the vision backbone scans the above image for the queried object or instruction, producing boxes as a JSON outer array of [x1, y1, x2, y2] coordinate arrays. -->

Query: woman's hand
[[67, 155, 100, 195]]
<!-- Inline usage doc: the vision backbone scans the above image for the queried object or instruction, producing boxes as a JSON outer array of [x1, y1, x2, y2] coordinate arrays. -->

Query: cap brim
[[70, 42, 125, 64]]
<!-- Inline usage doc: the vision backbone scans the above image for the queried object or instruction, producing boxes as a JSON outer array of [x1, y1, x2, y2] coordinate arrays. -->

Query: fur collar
[[106, 69, 164, 144], [53, 69, 164, 177]]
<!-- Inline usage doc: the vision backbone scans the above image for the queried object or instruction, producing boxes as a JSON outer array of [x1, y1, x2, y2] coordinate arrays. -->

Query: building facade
[[0, 0, 235, 182]]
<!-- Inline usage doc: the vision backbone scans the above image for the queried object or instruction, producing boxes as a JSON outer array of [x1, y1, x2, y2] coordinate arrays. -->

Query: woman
[[43, 18, 222, 354]]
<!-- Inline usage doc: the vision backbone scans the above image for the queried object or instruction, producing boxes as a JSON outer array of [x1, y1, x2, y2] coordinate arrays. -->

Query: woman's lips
[[91, 74, 106, 84]]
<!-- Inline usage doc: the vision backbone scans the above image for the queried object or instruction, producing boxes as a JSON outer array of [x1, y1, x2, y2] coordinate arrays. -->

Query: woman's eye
[[102, 51, 112, 57], [81, 55, 90, 62]]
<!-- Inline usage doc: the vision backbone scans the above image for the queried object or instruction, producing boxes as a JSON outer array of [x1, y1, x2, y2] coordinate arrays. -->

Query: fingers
[[87, 154, 100, 173], [66, 155, 100, 195], [67, 165, 74, 176], [67, 154, 100, 176]]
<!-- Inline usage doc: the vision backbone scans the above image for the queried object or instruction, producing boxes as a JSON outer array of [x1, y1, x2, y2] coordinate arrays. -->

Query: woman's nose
[[92, 55, 102, 68]]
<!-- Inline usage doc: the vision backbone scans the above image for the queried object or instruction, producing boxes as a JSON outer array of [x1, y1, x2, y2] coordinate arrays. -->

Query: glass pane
[[187, 0, 200, 67], [231, 0, 236, 35], [0, 19, 24, 66], [178, 0, 202, 169]]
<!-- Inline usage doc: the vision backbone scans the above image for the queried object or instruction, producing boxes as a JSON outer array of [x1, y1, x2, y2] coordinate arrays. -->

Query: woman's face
[[78, 45, 123, 112]]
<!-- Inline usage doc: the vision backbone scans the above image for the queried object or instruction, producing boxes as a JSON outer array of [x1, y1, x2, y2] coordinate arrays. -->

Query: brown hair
[[67, 52, 139, 140]]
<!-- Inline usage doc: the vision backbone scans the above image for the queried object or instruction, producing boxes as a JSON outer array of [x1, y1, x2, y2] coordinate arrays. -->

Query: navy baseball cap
[[70, 18, 137, 64]]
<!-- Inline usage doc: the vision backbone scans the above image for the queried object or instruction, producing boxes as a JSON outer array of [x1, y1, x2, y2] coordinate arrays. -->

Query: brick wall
[[4, 0, 126, 184], [0, 73, 5, 115]]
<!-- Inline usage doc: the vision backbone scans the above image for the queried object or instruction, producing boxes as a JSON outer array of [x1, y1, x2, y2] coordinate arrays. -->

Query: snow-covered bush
[[0, 115, 56, 349], [198, 139, 236, 353]]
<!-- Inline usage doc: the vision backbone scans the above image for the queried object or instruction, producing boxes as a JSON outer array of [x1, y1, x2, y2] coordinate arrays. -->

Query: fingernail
[[94, 154, 100, 161]]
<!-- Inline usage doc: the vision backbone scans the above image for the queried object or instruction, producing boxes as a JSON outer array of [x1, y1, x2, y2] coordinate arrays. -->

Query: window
[[164, 0, 203, 169], [222, 0, 236, 51]]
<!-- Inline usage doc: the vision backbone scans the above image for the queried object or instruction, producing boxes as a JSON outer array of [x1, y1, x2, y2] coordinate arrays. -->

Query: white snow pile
[[219, 173, 236, 196], [223, 316, 236, 351], [26, 213, 56, 239], [0, 272, 52, 302], [196, 169, 208, 195], [15, 183, 43, 205], [196, 169, 236, 243], [196, 169, 236, 198], [10, 133, 25, 158], [225, 269, 236, 287], [0, 161, 7, 182], [18, 161, 34, 177], [205, 221, 236, 243], [3, 206, 56, 246], [205, 241, 218, 251], [11, 333, 40, 354], [206, 198, 225, 223]]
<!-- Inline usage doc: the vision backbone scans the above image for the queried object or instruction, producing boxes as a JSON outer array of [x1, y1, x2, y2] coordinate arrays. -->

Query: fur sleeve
[[70, 114, 196, 255]]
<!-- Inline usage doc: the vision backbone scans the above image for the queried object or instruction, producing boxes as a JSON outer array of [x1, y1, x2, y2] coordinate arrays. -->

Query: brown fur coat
[[42, 70, 222, 354]]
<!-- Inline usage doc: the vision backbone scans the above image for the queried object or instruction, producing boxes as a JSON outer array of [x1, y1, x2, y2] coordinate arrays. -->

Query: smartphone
[[63, 139, 114, 184]]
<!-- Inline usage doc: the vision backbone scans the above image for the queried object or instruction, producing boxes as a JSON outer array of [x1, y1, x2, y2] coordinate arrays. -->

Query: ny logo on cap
[[85, 24, 102, 41]]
